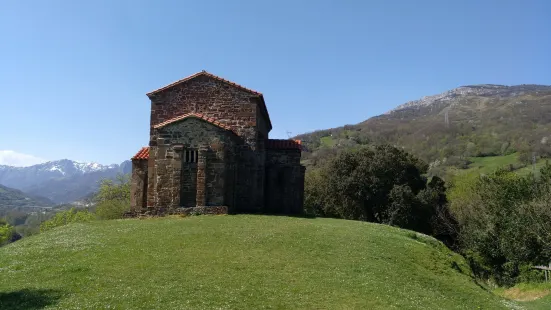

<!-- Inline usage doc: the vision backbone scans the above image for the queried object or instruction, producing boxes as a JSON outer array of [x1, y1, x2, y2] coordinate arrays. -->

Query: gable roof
[[266, 139, 303, 150], [153, 112, 237, 134], [146, 70, 272, 131], [146, 70, 262, 97], [132, 147, 149, 160]]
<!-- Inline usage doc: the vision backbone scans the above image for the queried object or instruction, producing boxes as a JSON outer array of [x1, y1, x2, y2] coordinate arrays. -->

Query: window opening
[[184, 150, 198, 163]]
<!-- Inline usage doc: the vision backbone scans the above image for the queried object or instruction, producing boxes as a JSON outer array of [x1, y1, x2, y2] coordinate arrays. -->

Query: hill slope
[[297, 84, 551, 171], [0, 215, 520, 309], [0, 184, 54, 209]]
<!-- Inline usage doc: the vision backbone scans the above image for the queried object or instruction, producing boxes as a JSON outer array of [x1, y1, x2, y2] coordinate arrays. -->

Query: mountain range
[[0, 160, 131, 204], [2, 83, 550, 207], [296, 84, 551, 176]]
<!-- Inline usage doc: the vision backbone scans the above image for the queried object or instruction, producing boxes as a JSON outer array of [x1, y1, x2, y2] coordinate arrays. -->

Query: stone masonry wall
[[180, 161, 197, 207], [146, 149, 156, 207], [151, 118, 240, 211], [148, 75, 262, 143], [265, 149, 305, 214], [130, 159, 148, 212], [147, 75, 267, 212]]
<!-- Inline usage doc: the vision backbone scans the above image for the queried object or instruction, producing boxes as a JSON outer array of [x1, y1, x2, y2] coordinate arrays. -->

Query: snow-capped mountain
[[46, 160, 118, 175], [0, 159, 131, 204]]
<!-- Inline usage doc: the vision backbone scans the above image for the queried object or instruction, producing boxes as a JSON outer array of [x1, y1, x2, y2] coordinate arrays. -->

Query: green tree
[[94, 174, 131, 220], [304, 144, 455, 240], [0, 219, 16, 246], [322, 145, 427, 222], [303, 168, 328, 216], [448, 165, 551, 285]]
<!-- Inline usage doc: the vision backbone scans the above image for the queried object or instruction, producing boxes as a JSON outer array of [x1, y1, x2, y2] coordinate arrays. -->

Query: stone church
[[130, 71, 305, 215]]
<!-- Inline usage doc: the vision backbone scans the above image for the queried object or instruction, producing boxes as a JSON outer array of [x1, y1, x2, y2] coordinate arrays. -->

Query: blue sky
[[1, 0, 550, 166]]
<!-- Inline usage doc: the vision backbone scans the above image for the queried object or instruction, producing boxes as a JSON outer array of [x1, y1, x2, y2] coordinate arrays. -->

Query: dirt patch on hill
[[501, 287, 550, 301]]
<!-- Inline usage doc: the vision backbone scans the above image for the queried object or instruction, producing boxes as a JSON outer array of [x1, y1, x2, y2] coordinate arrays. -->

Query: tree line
[[304, 144, 551, 286]]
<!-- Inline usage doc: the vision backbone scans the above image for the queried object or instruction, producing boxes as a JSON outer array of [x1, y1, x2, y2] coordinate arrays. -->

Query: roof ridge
[[146, 70, 263, 97]]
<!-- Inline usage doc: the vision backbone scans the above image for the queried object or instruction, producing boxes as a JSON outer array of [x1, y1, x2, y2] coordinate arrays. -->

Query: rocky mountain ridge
[[296, 83, 551, 174], [388, 84, 551, 114]]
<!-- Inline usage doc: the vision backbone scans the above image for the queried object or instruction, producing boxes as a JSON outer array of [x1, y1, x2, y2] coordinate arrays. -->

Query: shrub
[[93, 174, 130, 220], [0, 219, 16, 246], [304, 144, 457, 244], [40, 208, 96, 232], [95, 200, 130, 220], [448, 165, 551, 285]]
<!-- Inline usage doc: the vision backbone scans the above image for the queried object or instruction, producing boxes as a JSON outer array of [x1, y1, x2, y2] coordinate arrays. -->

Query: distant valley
[[0, 159, 131, 205]]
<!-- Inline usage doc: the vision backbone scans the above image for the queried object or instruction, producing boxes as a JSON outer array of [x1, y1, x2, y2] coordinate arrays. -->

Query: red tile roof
[[146, 70, 262, 97], [266, 139, 302, 150], [153, 112, 237, 134], [146, 70, 272, 131], [131, 139, 301, 161], [132, 147, 149, 160]]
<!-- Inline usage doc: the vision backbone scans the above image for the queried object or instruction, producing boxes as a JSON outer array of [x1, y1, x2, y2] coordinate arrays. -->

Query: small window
[[184, 150, 198, 163]]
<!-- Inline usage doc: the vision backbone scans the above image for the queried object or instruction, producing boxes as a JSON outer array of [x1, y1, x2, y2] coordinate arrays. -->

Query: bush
[[304, 144, 457, 244], [303, 168, 327, 216], [40, 208, 96, 232], [0, 219, 16, 246], [93, 174, 130, 220], [95, 200, 130, 220], [320, 145, 427, 222], [518, 264, 545, 283], [448, 165, 551, 285]]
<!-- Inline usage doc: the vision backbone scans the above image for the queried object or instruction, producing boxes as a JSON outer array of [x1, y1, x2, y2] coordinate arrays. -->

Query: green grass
[[515, 160, 549, 177], [456, 153, 548, 177], [524, 294, 551, 310], [0, 215, 525, 309], [320, 135, 335, 147], [466, 153, 519, 175], [494, 283, 551, 310]]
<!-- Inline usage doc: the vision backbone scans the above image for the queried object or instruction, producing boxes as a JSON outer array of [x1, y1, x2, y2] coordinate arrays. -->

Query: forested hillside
[[296, 84, 551, 176], [0, 184, 54, 209]]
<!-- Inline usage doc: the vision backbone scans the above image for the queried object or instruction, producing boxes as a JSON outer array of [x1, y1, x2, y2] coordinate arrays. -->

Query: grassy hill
[[0, 215, 542, 309]]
